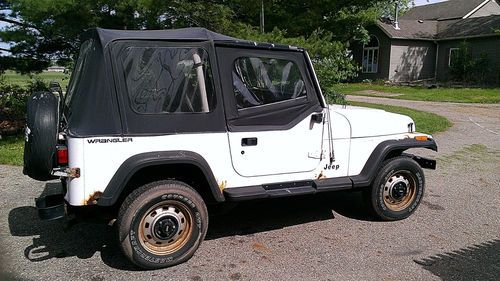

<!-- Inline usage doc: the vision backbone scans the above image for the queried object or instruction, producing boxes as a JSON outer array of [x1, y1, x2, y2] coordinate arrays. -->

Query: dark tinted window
[[232, 57, 307, 109], [121, 47, 216, 114]]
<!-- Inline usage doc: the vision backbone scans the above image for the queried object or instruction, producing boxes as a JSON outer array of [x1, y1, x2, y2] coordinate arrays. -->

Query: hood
[[330, 104, 414, 138]]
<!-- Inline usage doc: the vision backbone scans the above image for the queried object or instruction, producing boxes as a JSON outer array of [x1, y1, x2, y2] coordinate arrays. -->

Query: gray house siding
[[389, 39, 437, 81], [436, 37, 500, 82], [352, 27, 391, 81], [469, 0, 500, 18]]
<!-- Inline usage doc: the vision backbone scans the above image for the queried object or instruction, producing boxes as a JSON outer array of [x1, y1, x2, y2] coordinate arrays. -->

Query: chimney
[[394, 0, 400, 30]]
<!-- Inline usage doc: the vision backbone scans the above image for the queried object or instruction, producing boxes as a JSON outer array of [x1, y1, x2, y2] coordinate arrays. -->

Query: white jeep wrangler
[[24, 28, 437, 269]]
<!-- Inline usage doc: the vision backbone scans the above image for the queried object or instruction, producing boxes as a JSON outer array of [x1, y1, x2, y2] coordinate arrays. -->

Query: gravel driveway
[[1, 97, 499, 281]]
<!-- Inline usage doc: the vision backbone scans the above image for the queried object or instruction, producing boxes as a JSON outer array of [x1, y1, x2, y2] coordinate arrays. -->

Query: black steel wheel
[[117, 180, 208, 269], [365, 157, 425, 221]]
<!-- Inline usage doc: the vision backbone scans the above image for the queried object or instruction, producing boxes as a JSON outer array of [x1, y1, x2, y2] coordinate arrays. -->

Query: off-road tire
[[117, 180, 208, 269], [365, 156, 425, 221], [23, 91, 59, 181]]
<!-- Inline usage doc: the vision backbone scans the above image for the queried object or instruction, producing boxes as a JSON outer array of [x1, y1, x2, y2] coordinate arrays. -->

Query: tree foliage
[[0, 0, 390, 82], [1, 0, 234, 72], [230, 25, 359, 85], [449, 41, 491, 85], [222, 0, 384, 41]]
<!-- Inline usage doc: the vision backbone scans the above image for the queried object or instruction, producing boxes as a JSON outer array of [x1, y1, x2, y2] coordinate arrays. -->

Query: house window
[[448, 48, 459, 67], [362, 36, 379, 73]]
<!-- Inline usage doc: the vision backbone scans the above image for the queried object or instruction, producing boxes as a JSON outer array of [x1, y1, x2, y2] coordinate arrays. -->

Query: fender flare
[[350, 138, 437, 188], [97, 151, 224, 206]]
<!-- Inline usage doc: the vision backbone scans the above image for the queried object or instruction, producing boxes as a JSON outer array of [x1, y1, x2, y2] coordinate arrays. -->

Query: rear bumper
[[35, 191, 66, 221]]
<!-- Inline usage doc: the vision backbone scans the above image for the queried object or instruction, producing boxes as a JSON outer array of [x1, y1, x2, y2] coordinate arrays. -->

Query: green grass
[[349, 101, 452, 135], [437, 144, 500, 164], [2, 70, 70, 89], [0, 135, 24, 166], [335, 83, 500, 103]]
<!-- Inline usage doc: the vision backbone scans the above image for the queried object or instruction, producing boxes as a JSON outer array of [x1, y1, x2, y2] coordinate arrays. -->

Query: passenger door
[[216, 47, 325, 177]]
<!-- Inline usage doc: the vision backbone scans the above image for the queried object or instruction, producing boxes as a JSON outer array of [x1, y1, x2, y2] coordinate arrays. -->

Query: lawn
[[349, 101, 452, 135], [0, 135, 24, 166], [335, 83, 500, 103], [1, 70, 70, 89]]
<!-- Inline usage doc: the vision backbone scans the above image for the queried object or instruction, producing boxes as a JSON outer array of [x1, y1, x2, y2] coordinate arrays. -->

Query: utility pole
[[260, 0, 265, 33]]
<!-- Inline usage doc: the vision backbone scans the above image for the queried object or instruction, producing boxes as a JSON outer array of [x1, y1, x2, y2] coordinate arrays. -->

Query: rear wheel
[[117, 180, 208, 269], [365, 157, 424, 221]]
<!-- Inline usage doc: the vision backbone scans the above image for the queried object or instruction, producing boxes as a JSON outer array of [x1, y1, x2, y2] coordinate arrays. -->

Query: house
[[46, 66, 66, 72], [352, 0, 500, 84]]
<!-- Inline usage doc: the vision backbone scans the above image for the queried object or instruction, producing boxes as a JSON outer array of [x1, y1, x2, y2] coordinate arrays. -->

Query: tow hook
[[52, 167, 80, 178]]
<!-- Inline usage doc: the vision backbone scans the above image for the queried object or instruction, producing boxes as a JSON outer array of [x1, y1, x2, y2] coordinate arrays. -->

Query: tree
[[0, 0, 234, 72], [230, 25, 359, 97], [0, 0, 10, 9], [377, 0, 415, 20], [222, 0, 387, 41], [449, 41, 491, 85], [1, 0, 388, 77]]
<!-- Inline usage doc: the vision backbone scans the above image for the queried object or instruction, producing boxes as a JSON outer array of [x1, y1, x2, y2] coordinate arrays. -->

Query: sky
[[0, 9, 10, 55], [413, 0, 447, 6], [0, 0, 449, 56]]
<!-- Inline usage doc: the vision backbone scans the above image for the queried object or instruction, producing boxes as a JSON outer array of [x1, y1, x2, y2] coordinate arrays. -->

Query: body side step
[[224, 177, 353, 201]]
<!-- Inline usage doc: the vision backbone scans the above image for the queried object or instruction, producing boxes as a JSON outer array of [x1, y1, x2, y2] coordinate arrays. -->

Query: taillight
[[56, 145, 68, 166]]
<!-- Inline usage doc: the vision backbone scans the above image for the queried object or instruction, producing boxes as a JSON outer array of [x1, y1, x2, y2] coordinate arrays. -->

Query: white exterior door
[[216, 47, 325, 178], [228, 112, 324, 177]]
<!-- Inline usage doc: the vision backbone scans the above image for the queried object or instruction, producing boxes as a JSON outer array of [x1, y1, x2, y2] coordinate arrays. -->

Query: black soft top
[[87, 27, 299, 51], [94, 27, 239, 46], [64, 28, 308, 137]]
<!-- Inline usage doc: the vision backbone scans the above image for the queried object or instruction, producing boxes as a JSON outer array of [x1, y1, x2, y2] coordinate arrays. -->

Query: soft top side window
[[66, 39, 94, 108], [120, 47, 216, 114], [232, 57, 307, 109]]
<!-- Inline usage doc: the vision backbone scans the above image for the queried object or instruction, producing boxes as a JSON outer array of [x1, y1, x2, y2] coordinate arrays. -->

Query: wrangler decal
[[87, 137, 133, 144]]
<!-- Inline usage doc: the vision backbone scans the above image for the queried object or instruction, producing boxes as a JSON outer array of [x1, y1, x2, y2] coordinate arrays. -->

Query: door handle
[[241, 137, 258, 146]]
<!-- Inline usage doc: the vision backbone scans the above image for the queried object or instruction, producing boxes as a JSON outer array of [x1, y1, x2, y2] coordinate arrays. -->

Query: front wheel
[[365, 157, 425, 221], [117, 180, 208, 269]]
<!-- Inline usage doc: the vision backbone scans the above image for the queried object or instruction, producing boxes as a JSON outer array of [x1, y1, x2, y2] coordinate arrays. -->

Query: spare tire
[[23, 91, 59, 181]]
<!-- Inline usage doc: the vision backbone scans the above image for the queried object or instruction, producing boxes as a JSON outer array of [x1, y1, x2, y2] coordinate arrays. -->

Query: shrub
[[323, 88, 347, 105], [0, 77, 48, 120], [449, 41, 492, 85], [230, 25, 359, 94]]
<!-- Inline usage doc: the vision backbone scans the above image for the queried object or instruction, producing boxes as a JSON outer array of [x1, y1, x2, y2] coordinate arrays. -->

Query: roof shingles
[[377, 15, 500, 40], [401, 0, 486, 20], [377, 0, 500, 41]]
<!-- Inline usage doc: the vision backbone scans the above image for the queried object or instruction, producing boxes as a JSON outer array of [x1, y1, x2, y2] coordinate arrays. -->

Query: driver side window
[[232, 57, 307, 109]]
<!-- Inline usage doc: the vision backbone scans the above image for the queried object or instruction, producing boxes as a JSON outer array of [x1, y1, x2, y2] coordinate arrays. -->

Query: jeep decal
[[324, 164, 340, 170]]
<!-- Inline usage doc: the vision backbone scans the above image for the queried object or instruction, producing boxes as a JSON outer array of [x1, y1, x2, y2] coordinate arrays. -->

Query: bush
[[230, 25, 359, 94], [0, 77, 48, 120], [323, 87, 347, 105], [449, 41, 492, 85]]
